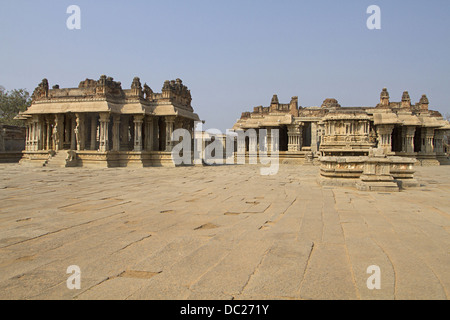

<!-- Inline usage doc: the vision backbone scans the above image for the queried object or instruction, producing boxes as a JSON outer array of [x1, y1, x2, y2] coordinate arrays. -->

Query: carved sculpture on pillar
[[52, 124, 59, 151], [165, 116, 176, 152], [133, 115, 144, 152], [75, 113, 85, 151], [99, 113, 110, 152]]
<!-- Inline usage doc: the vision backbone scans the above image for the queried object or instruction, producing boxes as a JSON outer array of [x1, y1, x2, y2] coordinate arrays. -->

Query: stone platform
[[0, 164, 449, 300]]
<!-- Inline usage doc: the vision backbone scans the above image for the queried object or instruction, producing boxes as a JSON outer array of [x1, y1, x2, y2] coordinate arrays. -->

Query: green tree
[[0, 87, 31, 126]]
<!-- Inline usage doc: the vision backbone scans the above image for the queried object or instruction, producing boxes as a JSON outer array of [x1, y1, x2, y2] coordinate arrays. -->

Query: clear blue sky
[[1, 0, 449, 131]]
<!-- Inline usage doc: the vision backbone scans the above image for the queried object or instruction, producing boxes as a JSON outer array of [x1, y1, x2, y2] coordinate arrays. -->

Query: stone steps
[[45, 151, 77, 168]]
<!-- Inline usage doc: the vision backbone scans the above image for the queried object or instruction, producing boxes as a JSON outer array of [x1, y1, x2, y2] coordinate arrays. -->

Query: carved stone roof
[[19, 76, 199, 121]]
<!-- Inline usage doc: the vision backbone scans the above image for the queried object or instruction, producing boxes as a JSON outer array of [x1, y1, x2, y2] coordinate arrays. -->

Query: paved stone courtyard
[[0, 163, 449, 300]]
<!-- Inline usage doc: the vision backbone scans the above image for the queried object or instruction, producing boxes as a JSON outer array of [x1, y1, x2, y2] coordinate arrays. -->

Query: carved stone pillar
[[25, 123, 29, 151], [288, 124, 302, 151], [145, 116, 154, 151], [405, 126, 416, 154], [266, 128, 272, 152], [90, 115, 98, 150], [39, 117, 45, 151], [53, 114, 63, 151], [75, 113, 85, 151], [64, 116, 70, 145], [153, 117, 159, 151], [376, 125, 394, 154], [165, 116, 175, 152], [45, 117, 51, 150], [237, 130, 246, 154], [422, 127, 435, 154], [311, 122, 318, 153], [112, 115, 121, 152], [133, 115, 144, 152], [36, 120, 41, 151], [30, 116, 41, 151], [434, 130, 444, 155], [70, 116, 76, 150], [249, 133, 258, 154], [30, 121, 34, 151], [120, 115, 129, 151], [28, 122, 33, 151], [99, 113, 110, 152], [31, 120, 36, 151]]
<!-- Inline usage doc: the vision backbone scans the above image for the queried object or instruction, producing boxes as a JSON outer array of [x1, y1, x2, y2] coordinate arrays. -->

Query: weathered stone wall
[[0, 125, 25, 152]]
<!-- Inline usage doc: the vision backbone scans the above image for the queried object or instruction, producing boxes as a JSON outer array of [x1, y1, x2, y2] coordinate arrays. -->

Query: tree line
[[0, 86, 31, 126]]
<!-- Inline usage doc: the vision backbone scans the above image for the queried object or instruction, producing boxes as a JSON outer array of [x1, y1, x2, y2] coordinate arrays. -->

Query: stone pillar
[[70, 116, 76, 150], [31, 116, 41, 151], [165, 116, 175, 152], [28, 123, 32, 151], [287, 124, 301, 151], [90, 115, 98, 150], [133, 115, 144, 152], [422, 127, 435, 154], [405, 127, 416, 154], [99, 113, 110, 152], [64, 116, 70, 145], [145, 116, 154, 151], [45, 117, 51, 150], [31, 121, 36, 151], [434, 130, 444, 155], [112, 115, 121, 152], [29, 122, 34, 151], [75, 113, 85, 151], [120, 116, 129, 151], [237, 131, 246, 154], [311, 122, 318, 153], [266, 128, 272, 152], [36, 120, 40, 151], [154, 117, 160, 151], [24, 123, 29, 151], [249, 133, 258, 154], [30, 120, 35, 151], [400, 127, 407, 153], [35, 117, 43, 151], [53, 115, 63, 151], [376, 125, 394, 154], [41, 121, 46, 151]]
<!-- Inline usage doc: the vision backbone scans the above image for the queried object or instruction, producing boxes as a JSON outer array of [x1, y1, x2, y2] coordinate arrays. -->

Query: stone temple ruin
[[233, 88, 450, 166], [11, 79, 450, 190], [233, 88, 450, 191], [15, 76, 201, 167]]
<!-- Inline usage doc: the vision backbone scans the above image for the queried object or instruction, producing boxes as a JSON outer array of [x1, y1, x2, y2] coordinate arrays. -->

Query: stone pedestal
[[356, 156, 399, 192]]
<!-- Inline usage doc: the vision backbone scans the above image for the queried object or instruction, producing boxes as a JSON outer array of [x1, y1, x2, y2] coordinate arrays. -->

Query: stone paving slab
[[0, 163, 449, 300]]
